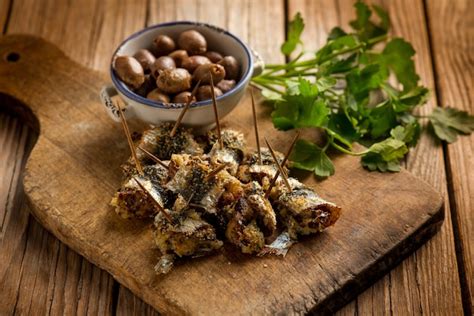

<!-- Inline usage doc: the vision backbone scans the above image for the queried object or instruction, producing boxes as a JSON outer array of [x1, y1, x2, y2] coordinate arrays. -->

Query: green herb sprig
[[251, 1, 474, 178]]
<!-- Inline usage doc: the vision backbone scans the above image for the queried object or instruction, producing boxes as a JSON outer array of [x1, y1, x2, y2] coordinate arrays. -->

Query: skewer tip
[[170, 80, 202, 137], [250, 89, 262, 165], [137, 146, 168, 169], [209, 72, 223, 149], [115, 99, 143, 175], [264, 137, 292, 193], [132, 176, 173, 223]]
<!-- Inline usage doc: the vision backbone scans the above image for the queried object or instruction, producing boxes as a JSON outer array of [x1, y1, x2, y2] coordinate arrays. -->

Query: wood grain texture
[[288, 0, 464, 314], [0, 0, 146, 314], [0, 0, 10, 33], [148, 0, 285, 64], [0, 34, 444, 314], [6, 0, 147, 72], [0, 110, 115, 315], [426, 0, 474, 311]]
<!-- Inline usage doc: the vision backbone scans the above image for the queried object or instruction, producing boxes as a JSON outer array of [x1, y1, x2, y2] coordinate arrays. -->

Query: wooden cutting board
[[0, 35, 444, 315]]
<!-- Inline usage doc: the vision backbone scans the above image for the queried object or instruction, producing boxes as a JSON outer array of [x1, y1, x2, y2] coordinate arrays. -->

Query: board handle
[[99, 84, 135, 122]]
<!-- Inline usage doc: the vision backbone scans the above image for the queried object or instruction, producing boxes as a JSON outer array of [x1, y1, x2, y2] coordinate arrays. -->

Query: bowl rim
[[110, 21, 253, 110]]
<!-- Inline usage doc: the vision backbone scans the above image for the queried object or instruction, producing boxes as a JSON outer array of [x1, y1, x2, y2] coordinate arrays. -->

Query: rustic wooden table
[[0, 0, 472, 314]]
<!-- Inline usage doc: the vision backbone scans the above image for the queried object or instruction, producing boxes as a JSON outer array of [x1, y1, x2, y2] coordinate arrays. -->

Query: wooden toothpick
[[205, 163, 228, 181], [115, 99, 143, 175], [188, 203, 205, 209], [250, 88, 262, 165], [137, 146, 169, 169], [170, 80, 201, 137], [209, 72, 223, 149], [185, 192, 195, 206], [132, 177, 173, 223], [264, 133, 299, 198], [264, 138, 292, 192]]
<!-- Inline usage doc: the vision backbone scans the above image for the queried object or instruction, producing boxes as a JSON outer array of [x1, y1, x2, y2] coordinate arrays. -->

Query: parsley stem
[[331, 142, 367, 156], [251, 81, 283, 94], [323, 135, 333, 151], [266, 52, 305, 75], [252, 76, 286, 87], [264, 34, 388, 71]]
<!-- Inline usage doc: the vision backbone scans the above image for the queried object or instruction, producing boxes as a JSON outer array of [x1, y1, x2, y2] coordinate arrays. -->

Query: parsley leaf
[[350, 1, 388, 41], [390, 122, 420, 147], [316, 35, 359, 64], [350, 1, 371, 31], [272, 94, 329, 130], [252, 2, 474, 179], [392, 86, 429, 112], [327, 27, 347, 41], [290, 140, 335, 178], [381, 38, 419, 91], [272, 79, 329, 130], [369, 100, 397, 138], [281, 13, 305, 56], [429, 107, 474, 143], [361, 138, 408, 172], [346, 63, 388, 103], [328, 112, 359, 144], [373, 4, 390, 30]]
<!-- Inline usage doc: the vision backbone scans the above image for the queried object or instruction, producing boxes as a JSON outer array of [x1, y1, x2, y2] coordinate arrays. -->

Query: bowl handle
[[99, 84, 135, 122], [250, 48, 265, 77]]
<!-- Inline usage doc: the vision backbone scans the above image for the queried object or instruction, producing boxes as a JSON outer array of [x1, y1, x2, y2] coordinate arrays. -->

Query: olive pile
[[113, 29, 240, 105]]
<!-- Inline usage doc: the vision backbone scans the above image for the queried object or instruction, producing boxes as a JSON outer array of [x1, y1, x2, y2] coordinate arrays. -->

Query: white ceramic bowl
[[100, 21, 263, 127]]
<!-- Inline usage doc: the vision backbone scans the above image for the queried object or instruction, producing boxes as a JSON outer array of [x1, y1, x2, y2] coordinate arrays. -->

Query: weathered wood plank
[[148, 0, 285, 64], [288, 0, 463, 314], [0, 0, 146, 314], [115, 0, 286, 311], [426, 0, 474, 311], [0, 0, 10, 32], [0, 112, 115, 315], [6, 0, 147, 72]]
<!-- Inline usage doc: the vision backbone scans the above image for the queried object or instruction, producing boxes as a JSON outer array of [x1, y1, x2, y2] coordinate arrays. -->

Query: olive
[[216, 79, 236, 93], [172, 91, 197, 104], [193, 63, 226, 84], [168, 49, 188, 67], [134, 74, 157, 97], [150, 56, 176, 78], [178, 30, 207, 55], [113, 55, 145, 89], [182, 55, 211, 73], [156, 68, 192, 94], [153, 35, 176, 56], [147, 88, 170, 104], [133, 49, 156, 73], [218, 56, 240, 80], [204, 51, 223, 63], [196, 85, 223, 101]]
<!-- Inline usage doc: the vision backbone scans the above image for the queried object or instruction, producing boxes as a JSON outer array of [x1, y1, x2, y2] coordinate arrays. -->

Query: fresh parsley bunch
[[251, 1, 474, 178]]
